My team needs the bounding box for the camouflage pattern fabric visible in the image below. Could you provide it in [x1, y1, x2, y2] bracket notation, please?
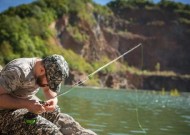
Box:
[0, 107, 96, 135]
[43, 54, 69, 93]
[0, 58, 39, 99]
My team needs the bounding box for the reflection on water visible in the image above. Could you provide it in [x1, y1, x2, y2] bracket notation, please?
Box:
[38, 87, 190, 135]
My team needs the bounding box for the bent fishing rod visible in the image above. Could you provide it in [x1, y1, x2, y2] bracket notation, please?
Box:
[24, 43, 142, 124]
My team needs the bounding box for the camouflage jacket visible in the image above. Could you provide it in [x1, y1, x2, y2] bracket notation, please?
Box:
[0, 58, 39, 100]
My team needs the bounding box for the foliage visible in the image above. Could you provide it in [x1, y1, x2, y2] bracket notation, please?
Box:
[1, 0, 189, 79]
[0, 0, 102, 72]
[170, 89, 180, 96]
[175, 9, 190, 20]
[66, 25, 89, 43]
[159, 0, 186, 11]
[37, 0, 69, 18]
[107, 0, 154, 10]
[84, 77, 100, 87]
[107, 0, 190, 14]
[0, 41, 19, 64]
[92, 56, 127, 74]
[107, 0, 132, 10]
[62, 49, 94, 73]
[178, 17, 190, 25]
[93, 3, 113, 16]
[155, 62, 160, 71]
[0, 0, 57, 65]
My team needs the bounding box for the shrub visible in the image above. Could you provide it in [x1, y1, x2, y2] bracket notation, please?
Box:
[92, 56, 127, 74]
[178, 17, 190, 25]
[62, 49, 94, 73]
[66, 25, 89, 43]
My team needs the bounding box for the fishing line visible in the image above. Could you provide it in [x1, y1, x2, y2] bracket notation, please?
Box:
[25, 43, 145, 126]
[52, 43, 147, 134]
[54, 43, 142, 98]
[134, 44, 147, 134]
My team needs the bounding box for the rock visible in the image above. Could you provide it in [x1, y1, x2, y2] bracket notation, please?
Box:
[105, 75, 114, 88]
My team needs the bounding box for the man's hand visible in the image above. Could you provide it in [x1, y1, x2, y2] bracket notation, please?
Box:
[43, 98, 57, 112]
[26, 100, 46, 114]
[42, 87, 58, 112]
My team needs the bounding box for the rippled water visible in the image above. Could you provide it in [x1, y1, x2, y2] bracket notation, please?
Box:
[38, 87, 190, 135]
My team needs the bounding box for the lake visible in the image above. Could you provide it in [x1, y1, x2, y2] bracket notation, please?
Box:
[38, 87, 190, 135]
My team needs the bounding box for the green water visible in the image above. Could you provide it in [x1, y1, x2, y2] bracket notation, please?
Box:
[38, 87, 190, 135]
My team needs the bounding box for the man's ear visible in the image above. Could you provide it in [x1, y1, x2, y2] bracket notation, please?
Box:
[40, 62, 46, 74]
[41, 68, 45, 73]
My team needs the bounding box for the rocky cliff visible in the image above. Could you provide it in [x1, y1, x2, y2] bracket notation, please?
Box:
[52, 2, 190, 92]
[107, 7, 190, 74]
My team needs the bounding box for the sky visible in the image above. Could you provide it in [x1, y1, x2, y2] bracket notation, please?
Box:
[0, 0, 33, 12]
[0, 0, 190, 13]
[94, 0, 190, 5]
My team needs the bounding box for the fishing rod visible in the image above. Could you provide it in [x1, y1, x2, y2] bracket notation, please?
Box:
[24, 43, 142, 125]
[55, 43, 142, 98]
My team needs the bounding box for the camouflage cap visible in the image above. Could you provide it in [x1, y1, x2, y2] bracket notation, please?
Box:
[43, 54, 69, 92]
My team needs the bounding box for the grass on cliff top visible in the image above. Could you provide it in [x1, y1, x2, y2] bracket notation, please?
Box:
[126, 66, 190, 78]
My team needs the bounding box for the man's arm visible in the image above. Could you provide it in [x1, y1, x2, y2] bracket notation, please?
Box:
[0, 86, 45, 114]
[43, 87, 57, 99]
[0, 86, 29, 109]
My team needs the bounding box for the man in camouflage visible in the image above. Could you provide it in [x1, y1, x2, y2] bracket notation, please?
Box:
[0, 54, 96, 135]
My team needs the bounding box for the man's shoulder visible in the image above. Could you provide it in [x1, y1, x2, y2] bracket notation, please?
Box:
[1, 58, 37, 77]
[9, 58, 36, 65]
[5, 58, 36, 69]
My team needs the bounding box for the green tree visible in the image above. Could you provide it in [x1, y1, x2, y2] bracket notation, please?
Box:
[0, 41, 19, 64]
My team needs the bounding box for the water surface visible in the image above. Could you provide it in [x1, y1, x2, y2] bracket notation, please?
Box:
[38, 87, 190, 135]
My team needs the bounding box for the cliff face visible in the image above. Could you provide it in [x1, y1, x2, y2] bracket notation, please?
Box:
[102, 7, 190, 74]
[53, 3, 190, 91]
[57, 7, 190, 74]
[55, 14, 119, 63]
[142, 75, 190, 92]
